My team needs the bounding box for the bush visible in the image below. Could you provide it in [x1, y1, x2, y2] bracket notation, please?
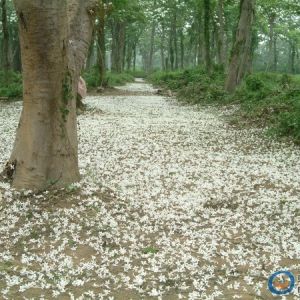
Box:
[127, 69, 147, 78]
[245, 74, 264, 91]
[83, 67, 134, 90]
[0, 71, 23, 99]
[149, 66, 226, 104]
[106, 72, 134, 86]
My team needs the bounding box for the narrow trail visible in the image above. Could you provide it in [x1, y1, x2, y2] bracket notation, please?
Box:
[0, 79, 300, 299]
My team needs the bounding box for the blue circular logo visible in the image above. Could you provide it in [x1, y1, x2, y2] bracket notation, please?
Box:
[268, 271, 295, 295]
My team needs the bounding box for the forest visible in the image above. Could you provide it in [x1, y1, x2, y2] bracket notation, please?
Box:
[0, 0, 300, 299]
[1, 0, 300, 143]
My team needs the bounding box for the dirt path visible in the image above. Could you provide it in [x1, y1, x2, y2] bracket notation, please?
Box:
[0, 80, 300, 299]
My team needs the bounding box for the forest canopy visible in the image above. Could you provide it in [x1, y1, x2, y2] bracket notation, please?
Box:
[0, 0, 300, 76]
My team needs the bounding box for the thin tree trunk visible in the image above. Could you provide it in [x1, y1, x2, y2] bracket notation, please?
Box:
[266, 13, 276, 72]
[148, 1, 157, 72]
[217, 0, 226, 67]
[5, 0, 96, 190]
[289, 41, 296, 74]
[273, 35, 278, 72]
[225, 0, 255, 93]
[169, 29, 175, 71]
[173, 8, 179, 70]
[204, 0, 211, 73]
[86, 29, 96, 69]
[1, 0, 10, 71]
[160, 24, 166, 71]
[180, 29, 184, 69]
[97, 1, 106, 85]
[133, 43, 136, 71]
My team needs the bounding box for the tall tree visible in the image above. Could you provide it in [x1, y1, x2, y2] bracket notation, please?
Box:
[204, 0, 211, 73]
[97, 1, 107, 86]
[1, 0, 10, 71]
[216, 0, 227, 67]
[2, 0, 97, 190]
[225, 0, 255, 92]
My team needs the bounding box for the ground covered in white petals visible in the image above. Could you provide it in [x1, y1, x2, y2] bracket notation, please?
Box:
[0, 81, 300, 299]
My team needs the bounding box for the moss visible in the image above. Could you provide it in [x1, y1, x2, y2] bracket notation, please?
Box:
[62, 71, 73, 104]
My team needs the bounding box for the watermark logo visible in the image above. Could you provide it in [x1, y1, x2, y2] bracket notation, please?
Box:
[268, 271, 295, 295]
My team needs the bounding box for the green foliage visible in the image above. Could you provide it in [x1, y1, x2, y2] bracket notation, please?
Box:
[149, 66, 227, 104]
[83, 67, 134, 89]
[0, 71, 23, 99]
[106, 72, 135, 86]
[230, 72, 300, 143]
[62, 71, 72, 104]
[127, 69, 147, 78]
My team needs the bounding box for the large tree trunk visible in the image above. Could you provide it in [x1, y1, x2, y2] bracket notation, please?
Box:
[5, 0, 96, 190]
[1, 0, 10, 71]
[225, 0, 255, 93]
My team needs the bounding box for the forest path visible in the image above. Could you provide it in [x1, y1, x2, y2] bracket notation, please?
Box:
[78, 79, 300, 299]
[0, 79, 300, 299]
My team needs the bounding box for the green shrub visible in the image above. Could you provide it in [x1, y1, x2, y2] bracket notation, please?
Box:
[245, 74, 264, 91]
[127, 69, 147, 78]
[83, 67, 99, 88]
[106, 72, 134, 86]
[0, 71, 23, 99]
[83, 67, 134, 90]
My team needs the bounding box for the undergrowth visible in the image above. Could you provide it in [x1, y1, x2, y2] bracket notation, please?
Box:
[83, 67, 135, 89]
[149, 68, 300, 144]
[0, 71, 23, 99]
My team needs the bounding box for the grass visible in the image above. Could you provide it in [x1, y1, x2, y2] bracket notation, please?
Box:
[142, 246, 159, 255]
[149, 67, 300, 144]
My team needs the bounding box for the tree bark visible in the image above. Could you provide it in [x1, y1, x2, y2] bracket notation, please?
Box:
[5, 0, 96, 190]
[217, 0, 226, 67]
[225, 0, 255, 93]
[266, 13, 276, 72]
[180, 29, 184, 69]
[160, 24, 166, 71]
[111, 20, 125, 73]
[204, 0, 211, 73]
[133, 43, 137, 71]
[289, 41, 296, 74]
[148, 0, 157, 72]
[1, 0, 10, 71]
[97, 1, 106, 86]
